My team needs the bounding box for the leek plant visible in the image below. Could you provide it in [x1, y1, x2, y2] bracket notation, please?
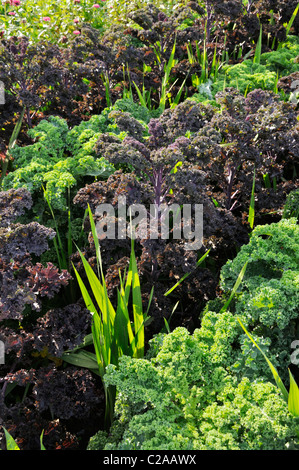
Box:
[43, 185, 84, 304]
[186, 39, 222, 89]
[133, 77, 153, 110]
[157, 38, 179, 111]
[64, 205, 151, 427]
[43, 184, 79, 272]
[101, 71, 112, 109]
[276, 2, 299, 51]
[133, 39, 188, 111]
[263, 172, 277, 191]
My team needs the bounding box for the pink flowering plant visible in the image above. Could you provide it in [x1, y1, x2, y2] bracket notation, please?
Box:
[0, 0, 108, 43]
[0, 0, 177, 43]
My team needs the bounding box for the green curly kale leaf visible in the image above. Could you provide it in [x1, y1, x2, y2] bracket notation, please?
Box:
[2, 114, 115, 211]
[87, 218, 299, 451]
[191, 36, 299, 99]
[219, 217, 299, 381]
[220, 218, 299, 327]
[97, 326, 299, 450]
[220, 218, 299, 292]
[283, 189, 299, 221]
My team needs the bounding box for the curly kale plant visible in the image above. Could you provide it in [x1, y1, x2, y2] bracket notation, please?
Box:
[0, 34, 118, 133]
[283, 189, 299, 221]
[220, 217, 299, 292]
[88, 326, 299, 450]
[219, 217, 299, 381]
[189, 35, 299, 101]
[86, 217, 299, 451]
[98, 90, 298, 224]
[2, 113, 115, 212]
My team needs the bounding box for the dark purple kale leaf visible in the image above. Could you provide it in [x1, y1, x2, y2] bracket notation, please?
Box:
[0, 188, 71, 321]
[32, 365, 102, 420]
[32, 303, 91, 357]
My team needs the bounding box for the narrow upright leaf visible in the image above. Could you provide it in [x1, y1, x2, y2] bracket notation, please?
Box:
[286, 2, 299, 35]
[237, 318, 289, 404]
[3, 427, 20, 450]
[248, 168, 256, 229]
[288, 369, 299, 417]
[253, 26, 262, 65]
[40, 430, 46, 450]
[164, 250, 211, 296]
[220, 261, 248, 313]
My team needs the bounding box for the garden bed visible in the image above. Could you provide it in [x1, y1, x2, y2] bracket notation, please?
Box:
[0, 0, 298, 451]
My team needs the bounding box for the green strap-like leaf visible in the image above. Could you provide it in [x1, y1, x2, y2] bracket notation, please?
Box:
[40, 430, 46, 450]
[253, 25, 262, 65]
[2, 427, 20, 450]
[72, 263, 98, 314]
[288, 369, 299, 417]
[164, 249, 211, 296]
[114, 289, 131, 357]
[248, 168, 256, 229]
[119, 272, 135, 344]
[72, 263, 106, 375]
[237, 317, 289, 404]
[286, 2, 299, 35]
[130, 239, 144, 358]
[61, 349, 100, 374]
[220, 261, 248, 313]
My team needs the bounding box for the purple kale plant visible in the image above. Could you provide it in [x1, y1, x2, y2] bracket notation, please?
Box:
[0, 188, 72, 321]
[0, 188, 102, 450]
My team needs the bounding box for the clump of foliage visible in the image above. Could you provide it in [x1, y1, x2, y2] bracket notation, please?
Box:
[112, 98, 162, 123]
[2, 114, 115, 212]
[1, 112, 119, 270]
[0, 0, 299, 451]
[89, 326, 299, 450]
[189, 87, 298, 223]
[220, 217, 299, 382]
[283, 189, 299, 221]
[66, 206, 150, 428]
[99, 89, 298, 225]
[189, 35, 299, 99]
[1, 2, 297, 150]
[0, 32, 123, 145]
[0, 188, 72, 321]
[72, 87, 298, 334]
[74, 98, 256, 333]
[0, 188, 104, 450]
[0, 361, 102, 450]
[72, 168, 220, 335]
[0, 35, 100, 132]
[0, 0, 108, 44]
[254, 0, 299, 36]
[86, 216, 299, 451]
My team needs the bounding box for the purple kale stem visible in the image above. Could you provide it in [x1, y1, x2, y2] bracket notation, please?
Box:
[154, 168, 164, 213]
[226, 164, 237, 210]
[247, 0, 253, 14]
